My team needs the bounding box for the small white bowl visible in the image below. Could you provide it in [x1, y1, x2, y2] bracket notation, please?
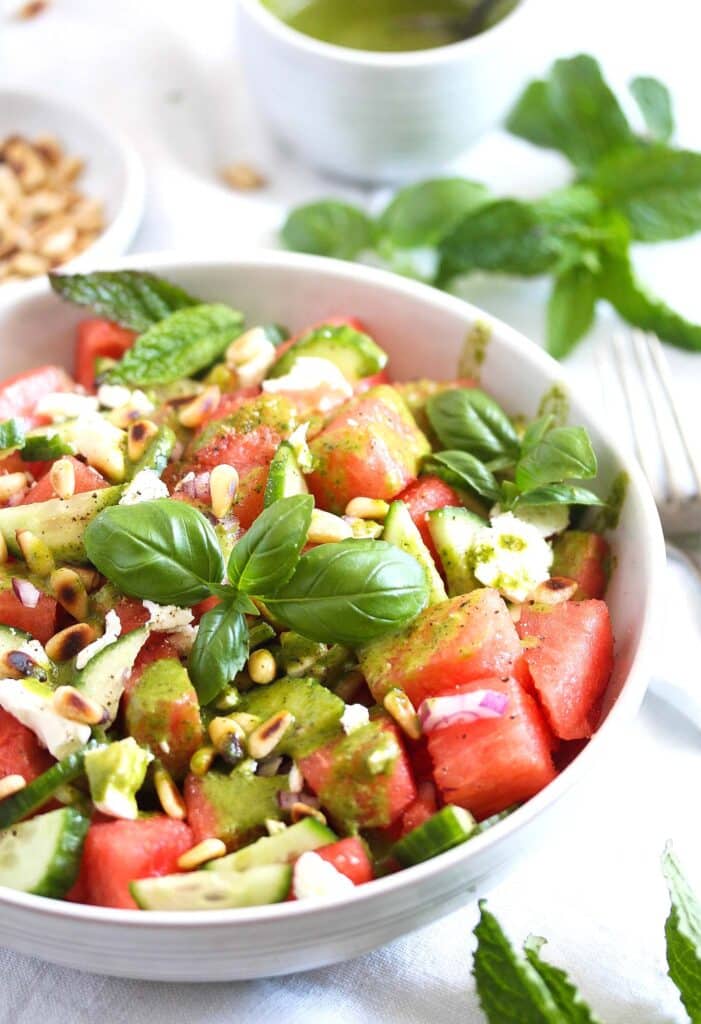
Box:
[0, 252, 664, 980]
[0, 90, 145, 286]
[236, 0, 539, 182]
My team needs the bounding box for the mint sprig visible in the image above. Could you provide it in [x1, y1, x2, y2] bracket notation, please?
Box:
[49, 270, 198, 332]
[663, 844, 701, 1023]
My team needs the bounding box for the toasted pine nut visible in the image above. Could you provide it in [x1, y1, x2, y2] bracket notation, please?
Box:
[154, 764, 187, 820]
[383, 687, 421, 740]
[52, 685, 107, 726]
[0, 774, 26, 800]
[345, 516, 383, 540]
[1, 649, 47, 681]
[51, 567, 89, 620]
[16, 529, 55, 576]
[307, 509, 353, 545]
[71, 567, 102, 593]
[189, 745, 217, 776]
[0, 532, 7, 564]
[229, 712, 261, 735]
[49, 457, 75, 499]
[208, 716, 246, 754]
[265, 818, 287, 836]
[226, 327, 272, 366]
[288, 763, 303, 793]
[209, 464, 239, 519]
[528, 577, 578, 605]
[247, 710, 294, 760]
[178, 386, 221, 429]
[45, 622, 98, 662]
[215, 688, 240, 712]
[290, 802, 327, 826]
[344, 497, 389, 520]
[0, 472, 28, 503]
[127, 419, 159, 462]
[248, 649, 277, 685]
[177, 838, 227, 871]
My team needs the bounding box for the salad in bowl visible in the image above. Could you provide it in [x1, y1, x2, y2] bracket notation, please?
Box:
[0, 267, 620, 914]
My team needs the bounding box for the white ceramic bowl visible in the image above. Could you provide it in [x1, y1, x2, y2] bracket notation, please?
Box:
[236, 0, 540, 182]
[0, 90, 145, 287]
[0, 252, 664, 980]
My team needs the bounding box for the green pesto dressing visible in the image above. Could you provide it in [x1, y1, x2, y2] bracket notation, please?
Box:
[319, 721, 399, 829]
[537, 383, 570, 427]
[458, 321, 491, 382]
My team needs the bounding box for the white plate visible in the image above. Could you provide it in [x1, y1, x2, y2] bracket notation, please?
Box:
[0, 90, 145, 287]
[0, 252, 665, 981]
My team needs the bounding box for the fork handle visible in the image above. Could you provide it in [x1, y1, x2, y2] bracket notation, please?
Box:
[667, 542, 701, 585]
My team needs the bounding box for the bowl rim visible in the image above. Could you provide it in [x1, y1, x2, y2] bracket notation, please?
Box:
[235, 0, 531, 68]
[0, 250, 665, 928]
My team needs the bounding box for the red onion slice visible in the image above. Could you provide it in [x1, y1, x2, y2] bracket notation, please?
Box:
[12, 577, 41, 609]
[278, 790, 319, 811]
[418, 689, 509, 733]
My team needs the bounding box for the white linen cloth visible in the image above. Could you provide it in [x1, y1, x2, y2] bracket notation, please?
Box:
[1, 1, 700, 1020]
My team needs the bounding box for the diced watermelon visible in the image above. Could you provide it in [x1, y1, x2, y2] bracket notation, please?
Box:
[354, 370, 391, 393]
[314, 837, 374, 885]
[0, 451, 50, 479]
[198, 387, 260, 428]
[123, 633, 181, 696]
[192, 595, 221, 622]
[384, 780, 438, 842]
[0, 590, 58, 645]
[0, 365, 76, 428]
[124, 657, 203, 779]
[0, 707, 54, 783]
[74, 816, 193, 908]
[299, 719, 416, 830]
[360, 588, 527, 707]
[396, 476, 463, 560]
[551, 531, 610, 600]
[308, 385, 430, 514]
[114, 597, 150, 633]
[22, 455, 108, 504]
[183, 771, 287, 849]
[75, 319, 135, 390]
[516, 599, 614, 740]
[428, 677, 557, 820]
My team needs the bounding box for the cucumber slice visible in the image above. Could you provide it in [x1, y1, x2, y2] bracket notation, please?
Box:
[382, 500, 446, 605]
[427, 506, 485, 597]
[264, 441, 308, 507]
[0, 624, 52, 682]
[392, 805, 476, 867]
[0, 806, 89, 897]
[267, 324, 387, 383]
[131, 863, 292, 910]
[0, 486, 122, 563]
[0, 741, 97, 829]
[127, 425, 176, 479]
[209, 817, 337, 873]
[75, 626, 149, 724]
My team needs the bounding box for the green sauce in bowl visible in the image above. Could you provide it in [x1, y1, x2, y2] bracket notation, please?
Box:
[260, 0, 519, 53]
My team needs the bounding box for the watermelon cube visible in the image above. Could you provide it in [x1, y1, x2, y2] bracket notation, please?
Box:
[22, 456, 108, 504]
[550, 531, 610, 600]
[0, 707, 54, 783]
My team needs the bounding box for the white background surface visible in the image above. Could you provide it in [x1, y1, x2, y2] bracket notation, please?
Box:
[1, 1, 701, 1021]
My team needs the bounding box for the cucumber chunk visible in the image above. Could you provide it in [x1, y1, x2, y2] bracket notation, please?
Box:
[0, 806, 89, 897]
[209, 818, 337, 873]
[427, 506, 485, 597]
[0, 486, 122, 563]
[126, 424, 176, 479]
[0, 741, 98, 829]
[382, 499, 446, 605]
[264, 441, 308, 507]
[267, 324, 387, 383]
[75, 626, 149, 724]
[392, 805, 477, 867]
[131, 863, 292, 910]
[238, 677, 344, 758]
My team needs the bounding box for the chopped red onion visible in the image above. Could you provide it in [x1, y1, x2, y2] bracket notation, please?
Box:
[12, 577, 41, 609]
[175, 471, 211, 502]
[278, 790, 319, 811]
[418, 689, 509, 733]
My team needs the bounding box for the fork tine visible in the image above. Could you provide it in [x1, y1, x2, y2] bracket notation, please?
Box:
[628, 329, 677, 503]
[644, 331, 701, 496]
[607, 330, 658, 490]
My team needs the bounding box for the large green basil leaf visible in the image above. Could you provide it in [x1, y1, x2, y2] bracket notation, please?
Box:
[515, 426, 597, 490]
[84, 499, 224, 605]
[108, 304, 244, 386]
[228, 494, 313, 595]
[188, 600, 248, 705]
[49, 270, 198, 332]
[423, 451, 501, 503]
[426, 388, 520, 462]
[265, 539, 429, 646]
[513, 484, 604, 508]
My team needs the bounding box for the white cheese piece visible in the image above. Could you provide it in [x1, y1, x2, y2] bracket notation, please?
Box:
[34, 393, 99, 421]
[287, 422, 314, 473]
[262, 357, 353, 409]
[293, 851, 355, 901]
[340, 703, 370, 735]
[236, 339, 278, 388]
[0, 678, 90, 759]
[75, 609, 122, 670]
[471, 512, 553, 603]
[142, 601, 194, 632]
[490, 502, 569, 538]
[119, 469, 169, 506]
[97, 384, 133, 409]
[164, 624, 198, 655]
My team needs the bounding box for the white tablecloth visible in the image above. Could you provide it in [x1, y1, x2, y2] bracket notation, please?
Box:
[1, 1, 700, 1020]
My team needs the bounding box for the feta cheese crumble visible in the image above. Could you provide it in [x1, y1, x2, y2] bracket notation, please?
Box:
[340, 703, 370, 735]
[142, 601, 194, 632]
[262, 357, 353, 410]
[97, 384, 154, 414]
[490, 502, 569, 538]
[293, 851, 355, 901]
[75, 608, 122, 670]
[471, 512, 553, 603]
[287, 422, 314, 472]
[34, 392, 98, 421]
[0, 678, 90, 759]
[119, 469, 169, 506]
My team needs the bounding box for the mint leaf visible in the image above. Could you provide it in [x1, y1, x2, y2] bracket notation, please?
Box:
[426, 388, 520, 463]
[0, 418, 25, 452]
[21, 433, 74, 462]
[524, 936, 603, 1023]
[592, 146, 701, 242]
[506, 79, 563, 152]
[534, 186, 601, 226]
[228, 494, 313, 595]
[188, 600, 248, 705]
[423, 451, 500, 503]
[282, 201, 375, 260]
[630, 76, 674, 143]
[108, 303, 244, 386]
[378, 179, 489, 248]
[516, 426, 597, 490]
[663, 843, 701, 1023]
[49, 271, 198, 332]
[547, 263, 598, 358]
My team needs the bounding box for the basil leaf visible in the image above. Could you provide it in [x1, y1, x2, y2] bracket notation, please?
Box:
[49, 271, 198, 332]
[282, 201, 375, 260]
[0, 418, 25, 451]
[21, 433, 74, 462]
[84, 499, 224, 605]
[265, 539, 429, 645]
[515, 427, 597, 490]
[547, 263, 598, 359]
[423, 451, 500, 503]
[108, 304, 244, 386]
[188, 601, 248, 705]
[378, 178, 489, 248]
[426, 388, 520, 462]
[663, 844, 701, 1024]
[630, 76, 674, 143]
[513, 485, 604, 508]
[228, 494, 313, 595]
[521, 415, 554, 454]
